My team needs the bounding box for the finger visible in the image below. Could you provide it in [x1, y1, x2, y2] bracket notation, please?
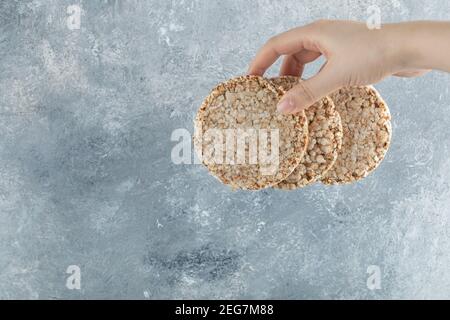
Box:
[280, 50, 322, 77]
[394, 69, 431, 78]
[277, 63, 341, 114]
[247, 26, 319, 76]
[280, 54, 305, 77]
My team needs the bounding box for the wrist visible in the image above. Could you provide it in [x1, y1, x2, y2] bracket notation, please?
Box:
[379, 23, 426, 72]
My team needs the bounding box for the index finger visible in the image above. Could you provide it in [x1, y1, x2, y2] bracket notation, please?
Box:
[247, 26, 314, 76]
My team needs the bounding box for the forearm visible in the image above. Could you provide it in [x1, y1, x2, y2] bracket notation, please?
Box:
[384, 21, 450, 73]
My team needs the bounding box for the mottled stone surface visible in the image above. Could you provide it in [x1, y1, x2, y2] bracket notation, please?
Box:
[0, 0, 449, 299]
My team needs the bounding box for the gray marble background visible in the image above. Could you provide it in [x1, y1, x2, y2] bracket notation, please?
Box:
[0, 0, 449, 299]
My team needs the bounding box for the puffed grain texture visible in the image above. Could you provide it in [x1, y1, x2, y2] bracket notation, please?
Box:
[194, 75, 309, 190]
[271, 76, 343, 190]
[322, 86, 392, 185]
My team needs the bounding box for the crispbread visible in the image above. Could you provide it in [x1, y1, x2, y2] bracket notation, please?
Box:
[271, 76, 343, 190]
[322, 86, 392, 185]
[194, 75, 308, 190]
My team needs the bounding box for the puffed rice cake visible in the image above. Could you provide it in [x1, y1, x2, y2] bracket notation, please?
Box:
[321, 86, 392, 185]
[194, 75, 309, 190]
[270, 76, 343, 190]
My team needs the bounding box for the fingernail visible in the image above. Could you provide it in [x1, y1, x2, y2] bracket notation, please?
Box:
[277, 97, 295, 113]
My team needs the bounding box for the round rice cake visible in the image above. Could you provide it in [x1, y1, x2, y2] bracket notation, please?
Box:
[270, 76, 343, 190]
[321, 86, 392, 185]
[194, 75, 309, 190]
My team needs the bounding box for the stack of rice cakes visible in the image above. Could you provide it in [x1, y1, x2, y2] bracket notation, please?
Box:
[194, 76, 392, 190]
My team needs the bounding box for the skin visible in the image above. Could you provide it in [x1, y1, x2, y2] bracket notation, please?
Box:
[247, 20, 450, 114]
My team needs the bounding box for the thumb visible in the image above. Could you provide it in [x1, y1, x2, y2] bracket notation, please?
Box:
[277, 65, 341, 114]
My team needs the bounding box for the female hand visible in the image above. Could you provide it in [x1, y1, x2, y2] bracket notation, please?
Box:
[247, 20, 445, 114]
